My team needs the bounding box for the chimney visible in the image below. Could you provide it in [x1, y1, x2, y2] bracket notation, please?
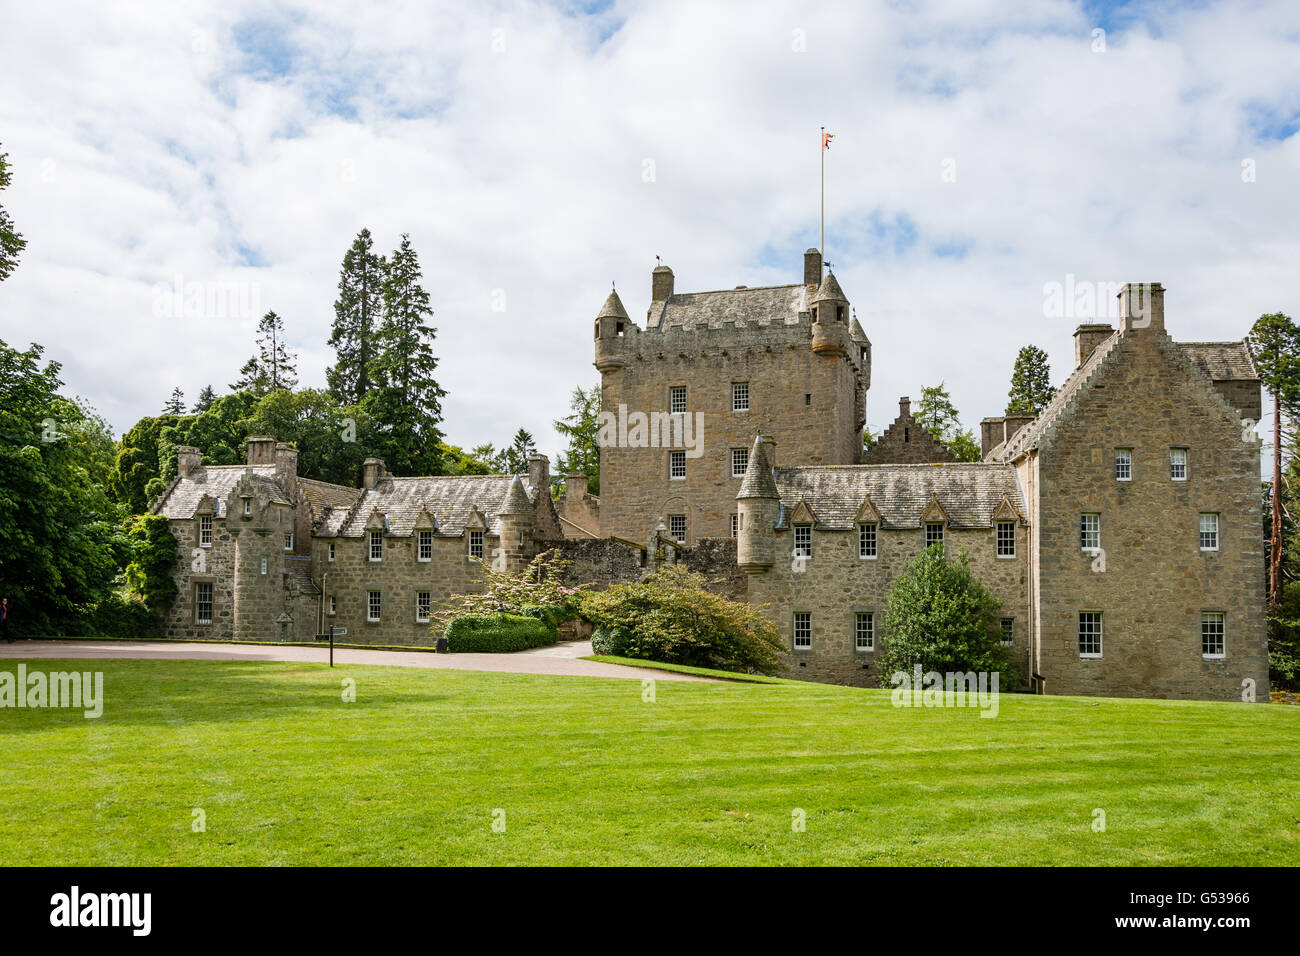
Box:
[527, 453, 549, 495]
[274, 443, 298, 495]
[361, 458, 386, 489]
[804, 248, 822, 286]
[980, 418, 1004, 458]
[246, 435, 276, 466]
[564, 473, 588, 500]
[652, 264, 674, 301]
[1074, 324, 1114, 368]
[177, 446, 201, 478]
[1002, 414, 1036, 445]
[899, 396, 911, 418]
[1118, 283, 1165, 335]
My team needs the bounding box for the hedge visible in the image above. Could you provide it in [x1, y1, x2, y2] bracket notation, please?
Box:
[444, 614, 558, 653]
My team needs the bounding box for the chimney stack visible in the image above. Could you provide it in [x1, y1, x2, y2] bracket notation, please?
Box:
[804, 248, 823, 286]
[979, 418, 1004, 458]
[652, 264, 674, 301]
[527, 453, 550, 496]
[1074, 324, 1114, 368]
[177, 446, 201, 478]
[899, 396, 911, 418]
[274, 443, 298, 496]
[246, 435, 276, 466]
[361, 458, 386, 489]
[1118, 283, 1165, 335]
[564, 473, 588, 500]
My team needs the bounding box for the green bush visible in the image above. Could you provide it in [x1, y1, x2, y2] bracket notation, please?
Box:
[579, 565, 783, 674]
[444, 614, 558, 653]
[590, 625, 631, 656]
[86, 592, 154, 639]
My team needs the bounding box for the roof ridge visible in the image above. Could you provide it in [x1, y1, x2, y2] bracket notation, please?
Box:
[672, 283, 802, 297]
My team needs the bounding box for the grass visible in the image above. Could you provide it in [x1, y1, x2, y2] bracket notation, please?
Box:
[581, 654, 797, 683]
[2, 657, 1298, 866]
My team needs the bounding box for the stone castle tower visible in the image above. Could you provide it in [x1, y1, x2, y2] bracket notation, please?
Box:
[595, 248, 871, 545]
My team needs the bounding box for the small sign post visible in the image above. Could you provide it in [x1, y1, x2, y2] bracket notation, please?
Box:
[329, 625, 346, 667]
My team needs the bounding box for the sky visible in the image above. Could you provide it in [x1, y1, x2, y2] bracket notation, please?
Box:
[1, 0, 1298, 461]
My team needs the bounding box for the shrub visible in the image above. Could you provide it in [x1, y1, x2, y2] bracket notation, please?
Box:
[876, 544, 1021, 688]
[589, 625, 631, 656]
[444, 614, 558, 653]
[86, 591, 154, 639]
[579, 565, 783, 674]
[432, 550, 588, 630]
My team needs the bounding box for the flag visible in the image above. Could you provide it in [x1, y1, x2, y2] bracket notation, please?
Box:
[822, 131, 835, 150]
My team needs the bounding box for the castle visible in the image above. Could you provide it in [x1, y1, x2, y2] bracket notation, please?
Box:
[151, 247, 1269, 701]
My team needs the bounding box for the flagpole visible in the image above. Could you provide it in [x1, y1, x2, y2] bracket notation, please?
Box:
[820, 126, 825, 276]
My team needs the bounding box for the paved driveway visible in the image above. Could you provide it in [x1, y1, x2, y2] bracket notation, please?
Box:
[0, 639, 713, 682]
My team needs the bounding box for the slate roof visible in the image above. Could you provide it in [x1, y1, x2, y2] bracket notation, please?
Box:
[772, 463, 1025, 530]
[299, 477, 362, 516]
[650, 284, 809, 330]
[737, 436, 779, 499]
[330, 474, 541, 538]
[283, 557, 320, 595]
[1180, 341, 1258, 382]
[150, 465, 289, 519]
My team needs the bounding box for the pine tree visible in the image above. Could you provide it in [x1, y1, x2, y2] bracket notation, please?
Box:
[231, 311, 298, 397]
[163, 387, 186, 415]
[192, 385, 217, 413]
[553, 385, 601, 495]
[326, 228, 385, 405]
[0, 144, 27, 282]
[1006, 345, 1055, 415]
[917, 382, 981, 462]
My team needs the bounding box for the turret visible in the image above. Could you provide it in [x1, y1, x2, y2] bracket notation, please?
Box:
[736, 435, 780, 573]
[224, 470, 286, 641]
[495, 475, 536, 573]
[594, 289, 630, 372]
[810, 272, 849, 356]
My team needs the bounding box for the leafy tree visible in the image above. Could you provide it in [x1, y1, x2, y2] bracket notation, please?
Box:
[326, 228, 385, 405]
[163, 387, 186, 415]
[240, 388, 372, 487]
[876, 545, 1019, 687]
[231, 310, 298, 397]
[553, 384, 601, 496]
[0, 144, 26, 281]
[440, 441, 493, 476]
[1006, 345, 1055, 415]
[124, 514, 178, 615]
[192, 385, 217, 413]
[916, 382, 981, 462]
[1247, 312, 1300, 614]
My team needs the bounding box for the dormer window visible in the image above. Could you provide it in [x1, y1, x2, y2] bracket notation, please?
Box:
[793, 524, 812, 557]
[418, 529, 433, 562]
[925, 522, 944, 549]
[468, 529, 484, 559]
[369, 530, 383, 562]
[198, 515, 212, 547]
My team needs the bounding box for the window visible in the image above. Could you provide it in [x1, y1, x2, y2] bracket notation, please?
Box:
[328, 595, 337, 616]
[369, 530, 383, 561]
[996, 521, 1016, 557]
[469, 530, 484, 559]
[1000, 618, 1014, 644]
[858, 522, 877, 558]
[195, 582, 212, 625]
[1080, 513, 1100, 551]
[855, 612, 874, 652]
[327, 543, 335, 562]
[1201, 612, 1225, 659]
[730, 513, 739, 538]
[793, 612, 811, 649]
[1170, 448, 1187, 481]
[925, 522, 944, 549]
[793, 524, 812, 557]
[731, 447, 749, 478]
[284, 532, 294, 552]
[669, 515, 687, 544]
[198, 515, 212, 547]
[1078, 612, 1103, 657]
[804, 393, 812, 406]
[259, 557, 267, 576]
[1199, 513, 1219, 551]
[367, 591, 382, 622]
[1115, 449, 1132, 481]
[242, 498, 252, 517]
[669, 386, 687, 414]
[732, 382, 750, 412]
[418, 529, 433, 562]
[416, 591, 431, 623]
[669, 450, 687, 479]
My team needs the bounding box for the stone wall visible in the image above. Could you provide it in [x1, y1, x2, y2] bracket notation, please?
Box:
[864, 398, 956, 464]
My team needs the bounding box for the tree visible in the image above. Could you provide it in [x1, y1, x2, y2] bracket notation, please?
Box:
[124, 514, 178, 616]
[1006, 345, 1054, 415]
[163, 387, 186, 415]
[0, 144, 26, 282]
[326, 228, 386, 405]
[231, 310, 298, 397]
[192, 385, 217, 413]
[553, 385, 601, 496]
[876, 545, 1019, 687]
[916, 382, 981, 462]
[1246, 312, 1300, 614]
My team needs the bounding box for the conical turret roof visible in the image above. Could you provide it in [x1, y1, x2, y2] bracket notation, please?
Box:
[737, 436, 779, 499]
[497, 475, 535, 516]
[597, 289, 629, 320]
[811, 271, 847, 304]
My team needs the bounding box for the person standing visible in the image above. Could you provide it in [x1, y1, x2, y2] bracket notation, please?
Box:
[1, 597, 10, 644]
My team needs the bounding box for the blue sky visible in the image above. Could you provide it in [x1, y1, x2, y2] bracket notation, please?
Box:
[1, 0, 1298, 460]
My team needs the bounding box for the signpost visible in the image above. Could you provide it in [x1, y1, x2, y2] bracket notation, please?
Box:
[316, 626, 346, 667]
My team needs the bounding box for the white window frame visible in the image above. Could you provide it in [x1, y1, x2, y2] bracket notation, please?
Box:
[793, 612, 812, 650]
[858, 522, 877, 559]
[669, 450, 687, 480]
[198, 515, 212, 547]
[369, 530, 383, 562]
[468, 529, 484, 560]
[999, 618, 1014, 645]
[284, 532, 294, 552]
[328, 595, 337, 616]
[732, 382, 750, 412]
[1080, 513, 1100, 552]
[996, 521, 1016, 558]
[1078, 611, 1103, 658]
[1170, 448, 1188, 481]
[669, 386, 687, 414]
[1199, 513, 1219, 552]
[259, 557, 267, 576]
[731, 447, 749, 478]
[367, 591, 382, 623]
[418, 529, 433, 562]
[416, 591, 431, 624]
[1201, 612, 1225, 659]
[854, 612, 874, 652]
[730, 513, 739, 538]
[925, 522, 944, 549]
[669, 515, 687, 545]
[327, 542, 335, 562]
[195, 582, 212, 625]
[1115, 449, 1132, 482]
[793, 524, 812, 557]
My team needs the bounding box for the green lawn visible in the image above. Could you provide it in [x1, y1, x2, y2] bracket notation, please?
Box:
[2, 657, 1297, 865]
